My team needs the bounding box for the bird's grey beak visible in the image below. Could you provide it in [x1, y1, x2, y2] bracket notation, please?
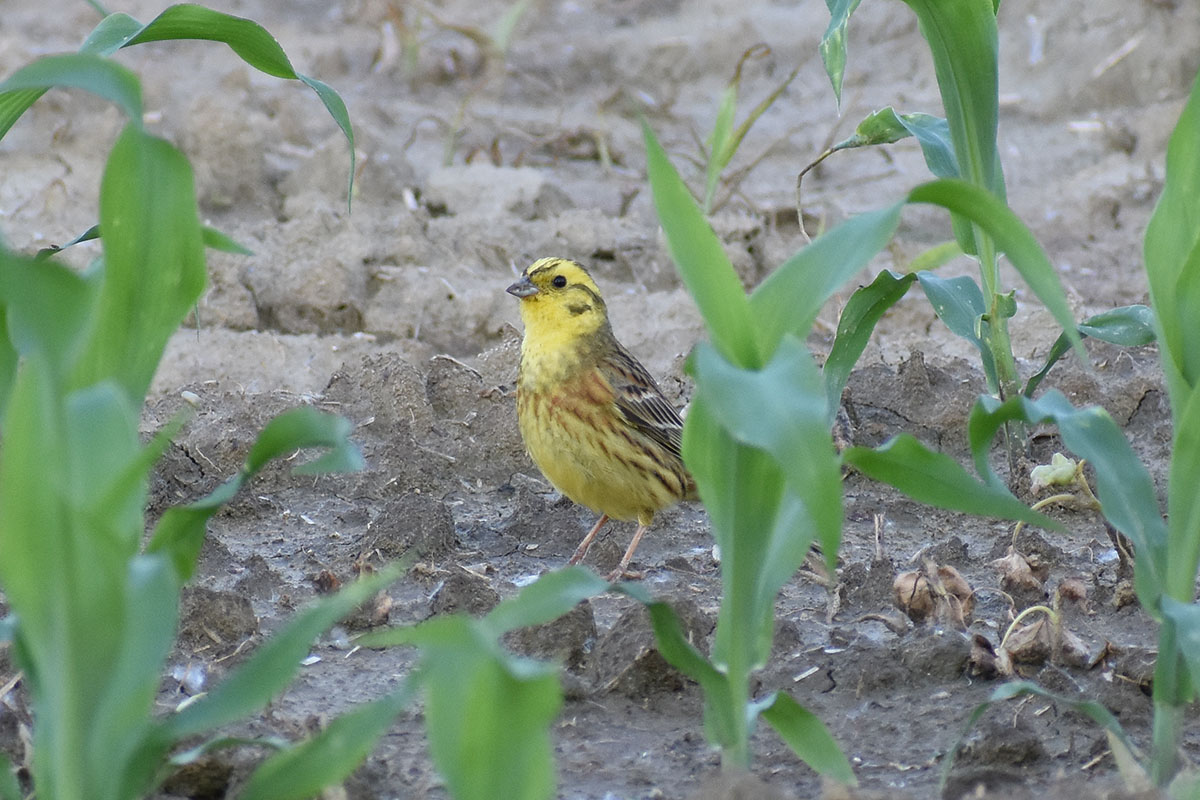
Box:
[506, 275, 538, 298]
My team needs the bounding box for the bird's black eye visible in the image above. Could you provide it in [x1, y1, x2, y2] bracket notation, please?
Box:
[551, 275, 567, 288]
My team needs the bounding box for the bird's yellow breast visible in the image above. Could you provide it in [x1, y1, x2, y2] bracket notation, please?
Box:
[516, 369, 680, 524]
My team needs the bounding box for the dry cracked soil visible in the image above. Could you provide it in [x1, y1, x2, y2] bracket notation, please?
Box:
[1, 0, 1197, 798]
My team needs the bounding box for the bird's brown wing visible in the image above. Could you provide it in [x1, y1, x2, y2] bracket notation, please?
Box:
[599, 340, 685, 462]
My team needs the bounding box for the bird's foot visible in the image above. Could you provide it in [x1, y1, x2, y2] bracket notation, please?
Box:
[605, 566, 644, 582]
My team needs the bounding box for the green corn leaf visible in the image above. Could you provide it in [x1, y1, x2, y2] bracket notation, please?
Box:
[37, 221, 250, 260]
[0, 306, 14, 420]
[749, 201, 905, 356]
[0, 364, 145, 798]
[679, 395, 786, 751]
[900, 0, 1002, 198]
[757, 691, 855, 785]
[819, 0, 864, 106]
[1162, 598, 1200, 692]
[616, 582, 740, 755]
[908, 179, 1083, 363]
[835, 108, 957, 179]
[899, 0, 1005, 253]
[1166, 385, 1200, 596]
[842, 434, 1058, 529]
[416, 617, 560, 800]
[246, 407, 365, 475]
[690, 337, 842, 576]
[892, 111, 957, 179]
[916, 271, 998, 389]
[482, 567, 609, 636]
[0, 753, 17, 800]
[80, 12, 145, 53]
[66, 384, 145, 552]
[0, 252, 99, 383]
[237, 683, 416, 800]
[1146, 67, 1200, 409]
[967, 392, 1167, 613]
[825, 270, 917, 416]
[168, 736, 290, 770]
[87, 555, 179, 800]
[0, 359, 77, 796]
[146, 479, 239, 583]
[71, 124, 205, 402]
[1024, 305, 1156, 397]
[202, 225, 254, 255]
[36, 224, 250, 260]
[0, 54, 142, 137]
[615, 584, 725, 687]
[35, 225, 100, 261]
[643, 119, 759, 368]
[121, 4, 355, 204]
[166, 567, 400, 739]
[705, 83, 738, 213]
[1078, 304, 1157, 345]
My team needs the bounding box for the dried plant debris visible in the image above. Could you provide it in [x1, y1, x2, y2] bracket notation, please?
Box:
[991, 548, 1049, 594]
[893, 560, 974, 628]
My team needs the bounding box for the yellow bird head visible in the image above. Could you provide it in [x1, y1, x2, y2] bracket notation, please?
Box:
[507, 257, 610, 340]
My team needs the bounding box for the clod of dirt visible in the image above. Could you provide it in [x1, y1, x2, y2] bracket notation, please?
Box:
[1057, 576, 1090, 609]
[503, 599, 596, 673]
[233, 554, 283, 601]
[242, 215, 370, 334]
[686, 768, 793, 800]
[1113, 646, 1157, 696]
[160, 755, 234, 800]
[968, 634, 1001, 680]
[423, 163, 574, 220]
[951, 713, 1047, 769]
[943, 768, 1038, 800]
[177, 587, 259, 659]
[339, 589, 395, 632]
[893, 562, 973, 628]
[363, 492, 458, 562]
[590, 599, 713, 700]
[898, 627, 972, 682]
[427, 566, 500, 618]
[837, 558, 896, 613]
[425, 354, 485, 419]
[504, 479, 596, 560]
[1112, 580, 1138, 610]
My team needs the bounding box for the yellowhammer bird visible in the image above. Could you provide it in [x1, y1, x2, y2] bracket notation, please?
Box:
[507, 257, 696, 580]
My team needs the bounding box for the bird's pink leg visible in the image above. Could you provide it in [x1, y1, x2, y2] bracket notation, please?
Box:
[567, 513, 609, 565]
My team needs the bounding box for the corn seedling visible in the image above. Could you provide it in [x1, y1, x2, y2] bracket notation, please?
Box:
[812, 0, 1160, 474]
[698, 44, 801, 214]
[418, 0, 533, 165]
[952, 64, 1200, 791]
[0, 6, 416, 799]
[639, 90, 1077, 774]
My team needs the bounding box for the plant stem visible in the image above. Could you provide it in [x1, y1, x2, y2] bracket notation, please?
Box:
[721, 652, 752, 771]
[1150, 619, 1186, 785]
[977, 228, 1026, 471]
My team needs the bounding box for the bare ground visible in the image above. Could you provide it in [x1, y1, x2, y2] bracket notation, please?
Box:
[1, 0, 1197, 797]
